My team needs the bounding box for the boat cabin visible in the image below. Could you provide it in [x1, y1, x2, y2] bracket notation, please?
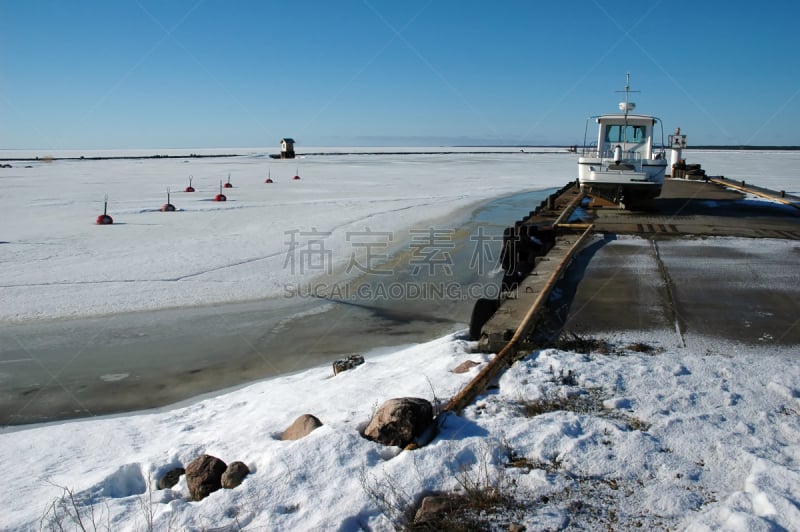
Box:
[591, 114, 660, 164]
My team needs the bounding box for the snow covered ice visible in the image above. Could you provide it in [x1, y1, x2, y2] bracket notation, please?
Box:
[0, 147, 570, 322]
[0, 148, 799, 530]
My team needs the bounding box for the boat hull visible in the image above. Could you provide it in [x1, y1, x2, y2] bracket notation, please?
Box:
[578, 157, 667, 206]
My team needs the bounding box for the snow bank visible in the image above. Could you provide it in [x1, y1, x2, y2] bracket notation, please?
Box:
[1, 329, 798, 530]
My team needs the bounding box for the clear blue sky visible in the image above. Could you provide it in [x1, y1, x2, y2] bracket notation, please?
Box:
[2, 0, 799, 149]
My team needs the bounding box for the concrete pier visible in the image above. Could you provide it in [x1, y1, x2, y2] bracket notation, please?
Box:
[479, 232, 588, 352]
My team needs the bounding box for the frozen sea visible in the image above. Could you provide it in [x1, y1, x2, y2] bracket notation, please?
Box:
[1, 147, 571, 423]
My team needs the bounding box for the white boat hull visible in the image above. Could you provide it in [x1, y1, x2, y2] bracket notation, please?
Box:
[578, 157, 667, 205]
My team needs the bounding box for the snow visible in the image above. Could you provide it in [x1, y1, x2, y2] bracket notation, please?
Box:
[2, 330, 798, 530]
[0, 149, 798, 530]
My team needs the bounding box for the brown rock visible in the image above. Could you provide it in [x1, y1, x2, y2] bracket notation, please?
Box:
[156, 467, 185, 490]
[364, 397, 433, 447]
[221, 461, 250, 489]
[185, 454, 227, 501]
[451, 360, 480, 374]
[281, 414, 323, 441]
[413, 494, 464, 523]
[333, 354, 365, 375]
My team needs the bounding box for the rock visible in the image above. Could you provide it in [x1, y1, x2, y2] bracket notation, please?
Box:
[413, 494, 464, 524]
[333, 354, 365, 375]
[451, 360, 480, 374]
[185, 454, 227, 501]
[364, 397, 433, 447]
[157, 467, 185, 490]
[281, 414, 323, 441]
[221, 461, 250, 489]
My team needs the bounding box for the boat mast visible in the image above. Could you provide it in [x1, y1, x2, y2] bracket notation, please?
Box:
[616, 73, 639, 149]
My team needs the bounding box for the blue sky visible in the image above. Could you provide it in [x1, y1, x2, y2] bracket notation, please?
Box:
[2, 0, 799, 149]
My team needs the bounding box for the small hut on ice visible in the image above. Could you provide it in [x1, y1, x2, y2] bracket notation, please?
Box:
[280, 138, 296, 159]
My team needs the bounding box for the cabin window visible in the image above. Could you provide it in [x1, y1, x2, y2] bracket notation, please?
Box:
[605, 124, 646, 143]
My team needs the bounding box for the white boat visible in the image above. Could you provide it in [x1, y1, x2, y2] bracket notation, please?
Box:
[577, 74, 667, 207]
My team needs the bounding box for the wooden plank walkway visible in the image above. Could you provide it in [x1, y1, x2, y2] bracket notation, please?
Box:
[710, 176, 800, 210]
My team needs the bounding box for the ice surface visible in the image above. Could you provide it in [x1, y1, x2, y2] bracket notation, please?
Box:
[690, 149, 800, 194]
[1, 148, 571, 322]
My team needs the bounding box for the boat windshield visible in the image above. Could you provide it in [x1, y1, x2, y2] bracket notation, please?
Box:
[605, 124, 646, 143]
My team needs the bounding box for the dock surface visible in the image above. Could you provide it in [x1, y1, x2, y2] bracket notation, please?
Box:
[557, 235, 799, 345]
[477, 178, 800, 352]
[588, 179, 800, 239]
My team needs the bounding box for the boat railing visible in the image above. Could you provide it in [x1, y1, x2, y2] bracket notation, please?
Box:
[580, 142, 597, 157]
[595, 148, 645, 162]
[580, 146, 666, 163]
[580, 146, 653, 162]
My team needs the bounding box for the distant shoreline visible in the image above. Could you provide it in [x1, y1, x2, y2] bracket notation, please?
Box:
[0, 153, 241, 162]
[0, 150, 562, 162]
[2, 145, 798, 162]
[685, 145, 800, 150]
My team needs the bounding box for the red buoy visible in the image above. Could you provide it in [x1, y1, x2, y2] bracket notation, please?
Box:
[185, 175, 195, 192]
[214, 180, 227, 201]
[293, 167, 300, 180]
[160, 188, 176, 212]
[265, 169, 274, 183]
[96, 194, 114, 224]
[223, 173, 233, 188]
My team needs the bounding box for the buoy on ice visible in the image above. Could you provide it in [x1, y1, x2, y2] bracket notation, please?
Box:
[293, 167, 300, 180]
[96, 194, 114, 225]
[214, 180, 227, 202]
[223, 173, 233, 188]
[160, 187, 176, 212]
[265, 169, 274, 183]
[185, 175, 195, 192]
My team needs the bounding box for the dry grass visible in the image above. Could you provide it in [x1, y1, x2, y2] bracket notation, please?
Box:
[553, 332, 610, 354]
[39, 482, 108, 532]
[552, 332, 663, 357]
[360, 441, 524, 531]
[519, 388, 651, 432]
[624, 342, 662, 355]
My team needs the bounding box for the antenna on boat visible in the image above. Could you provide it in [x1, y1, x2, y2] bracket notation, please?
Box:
[617, 72, 639, 120]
